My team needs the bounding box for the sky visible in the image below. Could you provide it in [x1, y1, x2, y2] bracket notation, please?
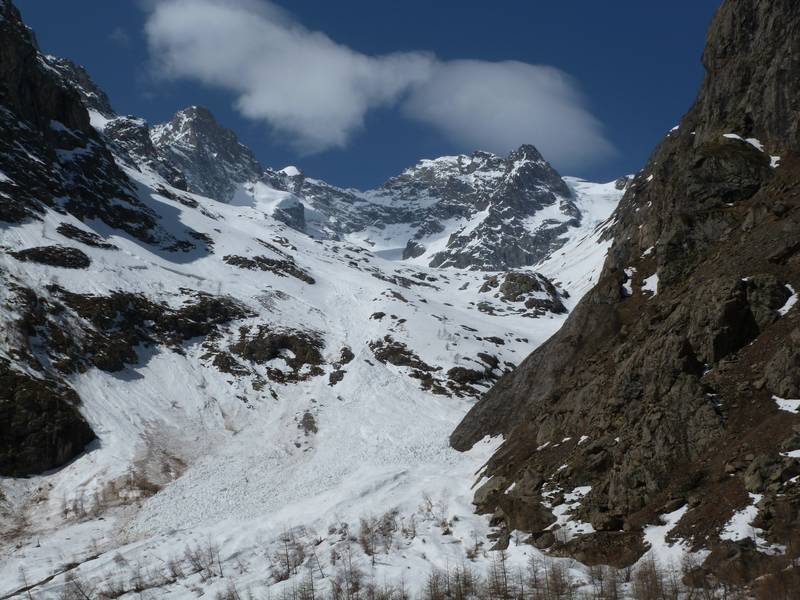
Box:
[17, 0, 721, 189]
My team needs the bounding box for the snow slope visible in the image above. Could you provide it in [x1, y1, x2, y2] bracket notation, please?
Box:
[0, 154, 623, 597]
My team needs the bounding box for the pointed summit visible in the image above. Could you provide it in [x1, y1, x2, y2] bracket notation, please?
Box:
[151, 106, 263, 201]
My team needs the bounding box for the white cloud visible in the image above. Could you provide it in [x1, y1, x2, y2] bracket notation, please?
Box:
[144, 0, 614, 167]
[404, 60, 616, 170]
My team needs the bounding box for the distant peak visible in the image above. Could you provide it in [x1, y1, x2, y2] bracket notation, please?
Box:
[178, 105, 214, 119]
[170, 105, 219, 128]
[509, 144, 545, 162]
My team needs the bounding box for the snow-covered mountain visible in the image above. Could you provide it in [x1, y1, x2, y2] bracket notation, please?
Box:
[261, 146, 614, 272]
[45, 52, 622, 275]
[151, 106, 264, 202]
[0, 1, 628, 597]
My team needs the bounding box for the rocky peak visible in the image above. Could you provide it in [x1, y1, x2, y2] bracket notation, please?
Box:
[151, 105, 263, 201]
[105, 116, 188, 190]
[274, 144, 585, 271]
[0, 0, 91, 136]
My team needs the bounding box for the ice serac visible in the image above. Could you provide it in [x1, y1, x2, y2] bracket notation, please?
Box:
[452, 0, 800, 575]
[151, 105, 263, 202]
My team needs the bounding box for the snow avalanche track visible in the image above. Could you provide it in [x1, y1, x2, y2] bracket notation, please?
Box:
[0, 163, 621, 597]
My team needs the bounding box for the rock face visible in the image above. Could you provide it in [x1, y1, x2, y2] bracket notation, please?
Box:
[0, 0, 191, 247]
[151, 106, 263, 201]
[0, 0, 217, 474]
[45, 56, 115, 118]
[0, 361, 95, 476]
[452, 0, 800, 576]
[105, 116, 188, 190]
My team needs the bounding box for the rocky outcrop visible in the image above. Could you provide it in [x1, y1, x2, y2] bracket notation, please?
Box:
[151, 106, 263, 201]
[11, 245, 91, 269]
[478, 271, 567, 317]
[0, 0, 198, 249]
[0, 360, 95, 476]
[452, 0, 800, 577]
[44, 56, 115, 118]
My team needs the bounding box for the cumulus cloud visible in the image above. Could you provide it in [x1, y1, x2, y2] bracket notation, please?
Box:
[144, 0, 614, 167]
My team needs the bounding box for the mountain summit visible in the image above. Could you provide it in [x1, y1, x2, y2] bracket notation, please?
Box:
[150, 106, 264, 201]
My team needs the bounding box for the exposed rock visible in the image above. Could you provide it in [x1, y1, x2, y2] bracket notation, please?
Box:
[447, 367, 484, 385]
[270, 145, 583, 271]
[369, 336, 438, 372]
[451, 0, 800, 576]
[56, 223, 117, 250]
[328, 369, 345, 386]
[299, 411, 318, 435]
[151, 106, 263, 202]
[272, 197, 306, 232]
[222, 254, 315, 284]
[104, 116, 187, 189]
[0, 360, 94, 476]
[11, 284, 250, 374]
[11, 246, 91, 269]
[614, 176, 631, 191]
[402, 240, 426, 260]
[44, 56, 115, 117]
[764, 327, 800, 398]
[0, 1, 201, 250]
[479, 271, 567, 317]
[230, 325, 325, 383]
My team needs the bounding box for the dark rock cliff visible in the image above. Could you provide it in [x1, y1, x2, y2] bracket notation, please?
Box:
[150, 106, 263, 202]
[452, 0, 800, 576]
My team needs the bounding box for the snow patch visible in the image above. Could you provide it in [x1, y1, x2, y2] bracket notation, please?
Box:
[774, 396, 800, 414]
[279, 165, 301, 177]
[641, 506, 690, 567]
[642, 273, 659, 297]
[720, 493, 785, 555]
[779, 284, 796, 316]
[622, 267, 636, 297]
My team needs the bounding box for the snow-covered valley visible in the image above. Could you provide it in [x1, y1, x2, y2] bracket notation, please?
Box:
[0, 149, 623, 597]
[0, 11, 632, 592]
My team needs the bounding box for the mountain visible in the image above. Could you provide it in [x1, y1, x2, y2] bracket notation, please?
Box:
[151, 105, 264, 202]
[452, 0, 800, 587]
[44, 52, 612, 275]
[262, 145, 598, 272]
[0, 0, 630, 597]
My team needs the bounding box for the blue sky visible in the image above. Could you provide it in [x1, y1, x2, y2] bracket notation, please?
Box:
[18, 0, 720, 188]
